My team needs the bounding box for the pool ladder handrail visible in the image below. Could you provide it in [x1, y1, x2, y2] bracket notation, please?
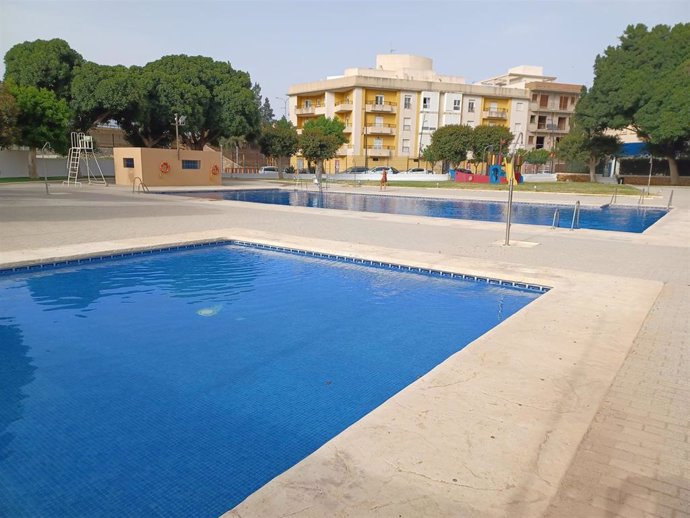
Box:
[551, 208, 560, 228]
[570, 201, 581, 231]
[638, 190, 645, 206]
[132, 176, 149, 193]
[667, 189, 674, 209]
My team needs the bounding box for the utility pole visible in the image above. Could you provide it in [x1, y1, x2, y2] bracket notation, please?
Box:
[275, 97, 288, 119]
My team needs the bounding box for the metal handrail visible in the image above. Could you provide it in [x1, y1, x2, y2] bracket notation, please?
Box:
[132, 176, 149, 193]
[638, 190, 645, 206]
[552, 208, 560, 228]
[667, 189, 674, 209]
[570, 201, 580, 230]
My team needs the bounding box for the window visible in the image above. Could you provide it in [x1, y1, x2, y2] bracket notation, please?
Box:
[537, 115, 547, 129]
[467, 99, 475, 113]
[422, 96, 431, 109]
[514, 123, 522, 135]
[182, 160, 201, 169]
[558, 117, 567, 130]
[122, 158, 134, 168]
[531, 93, 538, 102]
[404, 95, 412, 109]
[539, 94, 549, 108]
[530, 115, 536, 123]
[403, 117, 411, 131]
[489, 102, 498, 111]
[559, 96, 569, 110]
[375, 95, 384, 105]
[453, 99, 461, 111]
[528, 136, 534, 144]
[516, 102, 524, 112]
[402, 139, 411, 153]
[374, 138, 383, 149]
[304, 100, 312, 108]
[536, 136, 545, 149]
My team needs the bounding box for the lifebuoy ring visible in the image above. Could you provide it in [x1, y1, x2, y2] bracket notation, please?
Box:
[211, 165, 220, 176]
[159, 161, 171, 174]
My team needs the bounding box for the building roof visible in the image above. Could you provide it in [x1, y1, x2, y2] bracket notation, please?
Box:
[525, 81, 584, 93]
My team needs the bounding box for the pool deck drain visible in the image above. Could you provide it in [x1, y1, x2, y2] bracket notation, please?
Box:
[0, 181, 688, 518]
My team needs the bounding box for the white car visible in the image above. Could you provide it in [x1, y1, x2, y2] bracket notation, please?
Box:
[402, 167, 432, 174]
[258, 166, 278, 174]
[368, 166, 400, 174]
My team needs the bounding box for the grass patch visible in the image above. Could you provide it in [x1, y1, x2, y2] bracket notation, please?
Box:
[328, 180, 641, 195]
[0, 176, 66, 183]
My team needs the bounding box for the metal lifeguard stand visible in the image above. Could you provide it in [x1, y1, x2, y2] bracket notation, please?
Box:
[64, 132, 107, 186]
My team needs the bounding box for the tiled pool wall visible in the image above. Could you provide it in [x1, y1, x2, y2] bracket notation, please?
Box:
[0, 240, 551, 294]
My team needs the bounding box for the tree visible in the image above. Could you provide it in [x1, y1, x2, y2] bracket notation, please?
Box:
[258, 117, 298, 179]
[0, 82, 19, 148]
[3, 38, 83, 101]
[116, 55, 260, 149]
[557, 124, 621, 181]
[580, 23, 690, 184]
[70, 62, 142, 131]
[299, 116, 347, 183]
[424, 125, 474, 169]
[260, 98, 275, 125]
[524, 149, 551, 170]
[11, 84, 71, 154]
[469, 125, 515, 171]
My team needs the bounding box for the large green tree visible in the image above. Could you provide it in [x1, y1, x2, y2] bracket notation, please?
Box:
[469, 125, 515, 171]
[299, 116, 347, 183]
[70, 62, 142, 131]
[3, 38, 83, 101]
[258, 117, 298, 179]
[0, 82, 19, 148]
[11, 84, 71, 154]
[580, 23, 690, 184]
[106, 55, 261, 149]
[424, 125, 474, 168]
[557, 123, 621, 181]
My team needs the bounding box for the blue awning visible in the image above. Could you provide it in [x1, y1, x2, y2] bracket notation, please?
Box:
[620, 142, 648, 157]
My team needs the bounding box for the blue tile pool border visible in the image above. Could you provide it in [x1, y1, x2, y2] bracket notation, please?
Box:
[0, 240, 551, 294]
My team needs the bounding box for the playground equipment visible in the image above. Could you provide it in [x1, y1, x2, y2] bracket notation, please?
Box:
[64, 132, 107, 186]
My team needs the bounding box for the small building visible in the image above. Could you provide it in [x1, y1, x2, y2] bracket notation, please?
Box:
[113, 148, 221, 187]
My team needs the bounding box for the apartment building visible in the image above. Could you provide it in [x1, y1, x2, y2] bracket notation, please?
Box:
[288, 55, 579, 172]
[524, 82, 583, 150]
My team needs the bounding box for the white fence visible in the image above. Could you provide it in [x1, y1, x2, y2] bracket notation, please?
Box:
[0, 150, 115, 179]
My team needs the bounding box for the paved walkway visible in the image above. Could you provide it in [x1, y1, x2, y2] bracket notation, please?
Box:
[0, 180, 688, 517]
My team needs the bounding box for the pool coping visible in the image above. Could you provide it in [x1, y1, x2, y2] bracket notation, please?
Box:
[0, 229, 663, 518]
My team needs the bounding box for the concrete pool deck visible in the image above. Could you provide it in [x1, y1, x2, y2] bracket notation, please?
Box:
[0, 181, 688, 517]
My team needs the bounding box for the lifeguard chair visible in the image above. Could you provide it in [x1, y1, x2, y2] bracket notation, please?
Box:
[64, 132, 107, 186]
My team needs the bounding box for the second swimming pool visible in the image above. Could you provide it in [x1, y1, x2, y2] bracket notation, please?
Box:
[168, 189, 668, 233]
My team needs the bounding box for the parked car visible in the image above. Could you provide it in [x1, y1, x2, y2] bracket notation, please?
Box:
[342, 166, 369, 174]
[258, 166, 278, 174]
[368, 166, 400, 174]
[402, 167, 432, 174]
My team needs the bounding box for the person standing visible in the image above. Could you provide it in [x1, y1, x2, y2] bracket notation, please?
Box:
[380, 168, 389, 191]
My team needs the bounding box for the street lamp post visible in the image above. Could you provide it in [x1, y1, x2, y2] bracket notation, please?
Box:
[275, 97, 288, 119]
[174, 113, 186, 160]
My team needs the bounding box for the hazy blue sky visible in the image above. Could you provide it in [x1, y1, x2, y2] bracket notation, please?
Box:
[1, 0, 688, 117]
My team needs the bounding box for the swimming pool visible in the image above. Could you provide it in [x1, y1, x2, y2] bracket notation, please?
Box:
[170, 189, 668, 233]
[0, 242, 542, 517]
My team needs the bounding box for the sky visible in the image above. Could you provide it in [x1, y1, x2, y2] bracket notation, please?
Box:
[1, 0, 688, 118]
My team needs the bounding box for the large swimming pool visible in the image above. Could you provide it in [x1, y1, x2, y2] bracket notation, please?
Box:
[170, 189, 668, 233]
[0, 242, 542, 517]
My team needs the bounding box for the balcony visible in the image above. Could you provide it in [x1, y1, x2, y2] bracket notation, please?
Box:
[343, 124, 352, 133]
[530, 101, 575, 113]
[482, 109, 508, 119]
[334, 100, 353, 112]
[365, 101, 397, 113]
[530, 122, 569, 133]
[365, 145, 393, 158]
[295, 106, 316, 116]
[336, 145, 355, 156]
[364, 123, 396, 135]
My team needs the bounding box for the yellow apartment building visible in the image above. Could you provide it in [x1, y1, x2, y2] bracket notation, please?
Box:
[288, 56, 581, 173]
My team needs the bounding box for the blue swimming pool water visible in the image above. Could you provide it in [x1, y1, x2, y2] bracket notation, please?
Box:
[172, 189, 667, 233]
[0, 243, 541, 517]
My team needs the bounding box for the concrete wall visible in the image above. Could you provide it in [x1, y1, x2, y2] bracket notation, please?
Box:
[113, 147, 221, 187]
[0, 150, 114, 179]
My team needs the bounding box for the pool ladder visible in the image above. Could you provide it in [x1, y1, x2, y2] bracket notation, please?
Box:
[551, 208, 560, 228]
[132, 177, 149, 193]
[570, 201, 581, 231]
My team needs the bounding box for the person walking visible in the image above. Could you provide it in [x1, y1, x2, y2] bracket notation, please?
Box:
[380, 167, 389, 191]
